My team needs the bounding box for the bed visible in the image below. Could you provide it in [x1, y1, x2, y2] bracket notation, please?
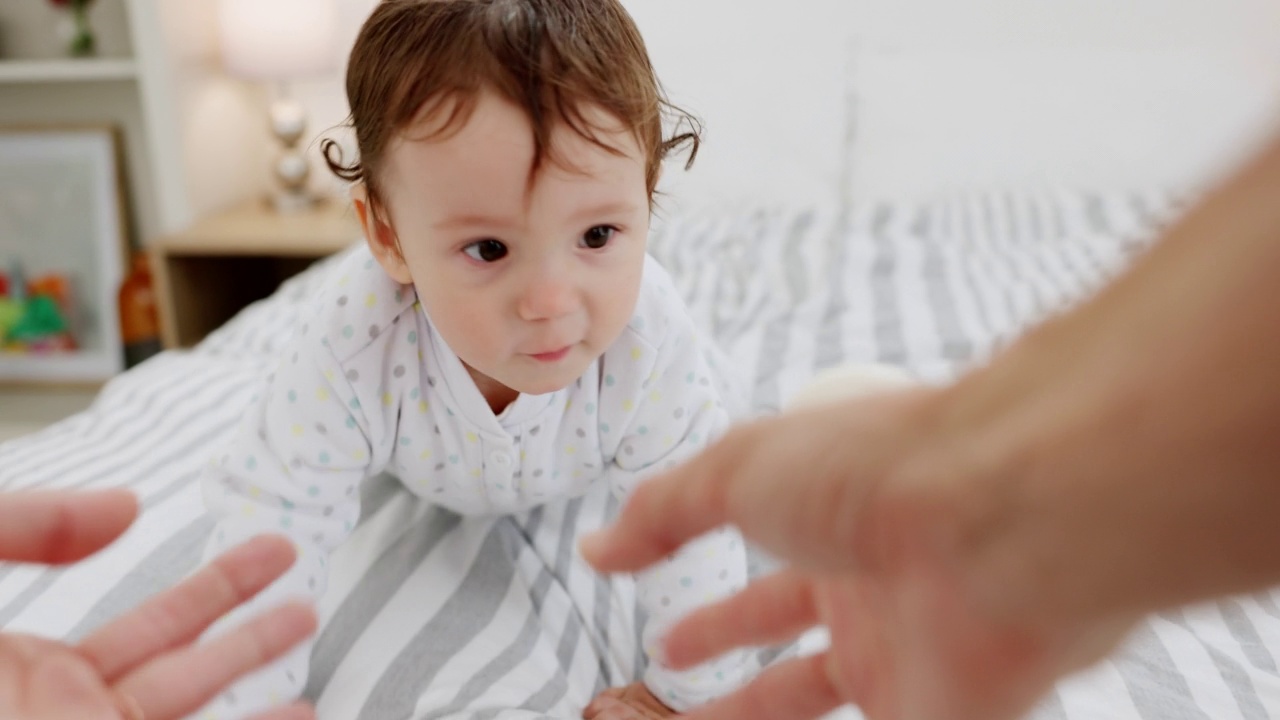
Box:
[3, 190, 1278, 720]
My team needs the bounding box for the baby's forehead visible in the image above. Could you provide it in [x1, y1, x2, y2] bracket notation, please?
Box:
[389, 91, 646, 189]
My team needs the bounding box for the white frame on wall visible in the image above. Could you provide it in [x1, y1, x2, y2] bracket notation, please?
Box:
[0, 127, 128, 384]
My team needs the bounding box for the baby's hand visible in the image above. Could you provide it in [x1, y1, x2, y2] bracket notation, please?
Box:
[583, 682, 678, 720]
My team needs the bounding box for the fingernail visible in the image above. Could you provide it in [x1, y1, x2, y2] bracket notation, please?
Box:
[579, 531, 606, 563]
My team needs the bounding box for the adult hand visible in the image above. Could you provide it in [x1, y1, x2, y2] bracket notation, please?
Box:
[0, 490, 318, 720]
[584, 682, 678, 720]
[582, 390, 1135, 720]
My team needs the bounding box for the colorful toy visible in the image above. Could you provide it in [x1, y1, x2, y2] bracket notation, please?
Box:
[0, 261, 77, 353]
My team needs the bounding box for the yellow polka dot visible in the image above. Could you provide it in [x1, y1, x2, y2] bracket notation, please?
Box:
[291, 424, 304, 437]
[418, 350, 425, 362]
[420, 449, 432, 460]
[573, 469, 583, 479]
[702, 400, 713, 411]
[413, 301, 422, 312]
[520, 450, 527, 461]
[622, 399, 634, 412]
[471, 468, 482, 478]
[248, 486, 263, 499]
[316, 387, 330, 402]
[631, 347, 643, 361]
[565, 399, 573, 411]
[365, 293, 378, 308]
[418, 400, 429, 413]
[664, 436, 674, 448]
[339, 274, 350, 286]
[382, 393, 393, 406]
[466, 432, 478, 443]
[241, 503, 256, 517]
[565, 445, 576, 455]
[353, 449, 367, 461]
[324, 369, 336, 381]
[649, 391, 662, 402]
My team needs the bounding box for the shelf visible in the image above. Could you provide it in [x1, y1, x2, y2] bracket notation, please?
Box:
[0, 58, 137, 84]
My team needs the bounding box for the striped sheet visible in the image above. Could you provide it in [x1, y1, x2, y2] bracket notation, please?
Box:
[3, 190, 1278, 720]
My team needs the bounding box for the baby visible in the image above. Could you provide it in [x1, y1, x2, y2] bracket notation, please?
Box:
[197, 0, 750, 718]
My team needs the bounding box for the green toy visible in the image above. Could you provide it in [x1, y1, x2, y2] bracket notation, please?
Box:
[7, 295, 70, 342]
[0, 299, 21, 345]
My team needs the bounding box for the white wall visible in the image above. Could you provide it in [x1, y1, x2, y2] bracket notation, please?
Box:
[156, 0, 1280, 219]
[842, 0, 1280, 200]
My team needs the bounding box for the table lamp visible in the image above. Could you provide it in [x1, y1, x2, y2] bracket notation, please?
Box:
[218, 0, 338, 213]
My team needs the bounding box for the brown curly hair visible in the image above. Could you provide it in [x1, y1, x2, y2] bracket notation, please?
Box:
[322, 0, 701, 223]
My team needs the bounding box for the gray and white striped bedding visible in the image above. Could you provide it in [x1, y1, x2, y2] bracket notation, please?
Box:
[3, 190, 1279, 720]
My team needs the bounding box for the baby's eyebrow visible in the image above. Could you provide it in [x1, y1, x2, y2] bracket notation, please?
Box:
[571, 201, 641, 223]
[433, 213, 514, 232]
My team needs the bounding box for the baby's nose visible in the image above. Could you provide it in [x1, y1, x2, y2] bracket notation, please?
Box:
[518, 273, 580, 321]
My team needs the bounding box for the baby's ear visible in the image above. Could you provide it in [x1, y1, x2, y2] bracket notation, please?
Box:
[350, 183, 413, 284]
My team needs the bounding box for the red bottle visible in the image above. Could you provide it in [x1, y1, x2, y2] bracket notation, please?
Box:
[118, 253, 162, 367]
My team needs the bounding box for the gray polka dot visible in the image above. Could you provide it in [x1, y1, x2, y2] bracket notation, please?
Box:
[313, 533, 324, 544]
[513, 435, 521, 443]
[224, 691, 238, 706]
[576, 428, 586, 438]
[337, 295, 348, 306]
[661, 596, 671, 607]
[301, 324, 309, 335]
[435, 463, 445, 471]
[345, 486, 355, 496]
[393, 365, 406, 378]
[292, 352, 299, 364]
[433, 425, 441, 434]
[427, 377, 436, 387]
[719, 570, 728, 580]
[534, 469, 544, 478]
[290, 459, 303, 469]
[369, 324, 379, 338]
[700, 378, 710, 387]
[316, 423, 327, 435]
[513, 470, 522, 478]
[308, 576, 316, 590]
[287, 671, 297, 684]
[674, 407, 685, 419]
[346, 369, 359, 382]
[323, 506, 334, 516]
[624, 444, 634, 456]
[529, 425, 541, 436]
[258, 429, 267, 441]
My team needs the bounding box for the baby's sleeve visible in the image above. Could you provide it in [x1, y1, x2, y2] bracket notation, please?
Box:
[194, 330, 376, 719]
[602, 322, 751, 712]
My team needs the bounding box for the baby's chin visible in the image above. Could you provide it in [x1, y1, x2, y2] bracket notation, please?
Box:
[502, 355, 599, 396]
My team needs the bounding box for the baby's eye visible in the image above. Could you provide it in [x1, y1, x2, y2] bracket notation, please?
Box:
[580, 225, 617, 250]
[463, 239, 508, 263]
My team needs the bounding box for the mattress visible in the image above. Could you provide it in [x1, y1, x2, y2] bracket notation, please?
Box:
[4, 190, 1277, 720]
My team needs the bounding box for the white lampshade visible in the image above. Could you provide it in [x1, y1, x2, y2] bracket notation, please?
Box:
[218, 0, 338, 81]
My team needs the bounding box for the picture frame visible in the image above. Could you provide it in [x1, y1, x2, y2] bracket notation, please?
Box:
[0, 126, 129, 384]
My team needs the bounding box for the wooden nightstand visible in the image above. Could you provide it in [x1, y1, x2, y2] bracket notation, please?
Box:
[151, 199, 363, 348]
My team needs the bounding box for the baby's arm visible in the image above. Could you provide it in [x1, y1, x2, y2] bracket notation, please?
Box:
[603, 321, 750, 712]
[197, 331, 375, 719]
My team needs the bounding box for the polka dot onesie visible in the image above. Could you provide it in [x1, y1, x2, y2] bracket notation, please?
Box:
[196, 247, 751, 718]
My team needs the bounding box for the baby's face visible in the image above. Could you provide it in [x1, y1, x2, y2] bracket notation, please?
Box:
[362, 90, 650, 404]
